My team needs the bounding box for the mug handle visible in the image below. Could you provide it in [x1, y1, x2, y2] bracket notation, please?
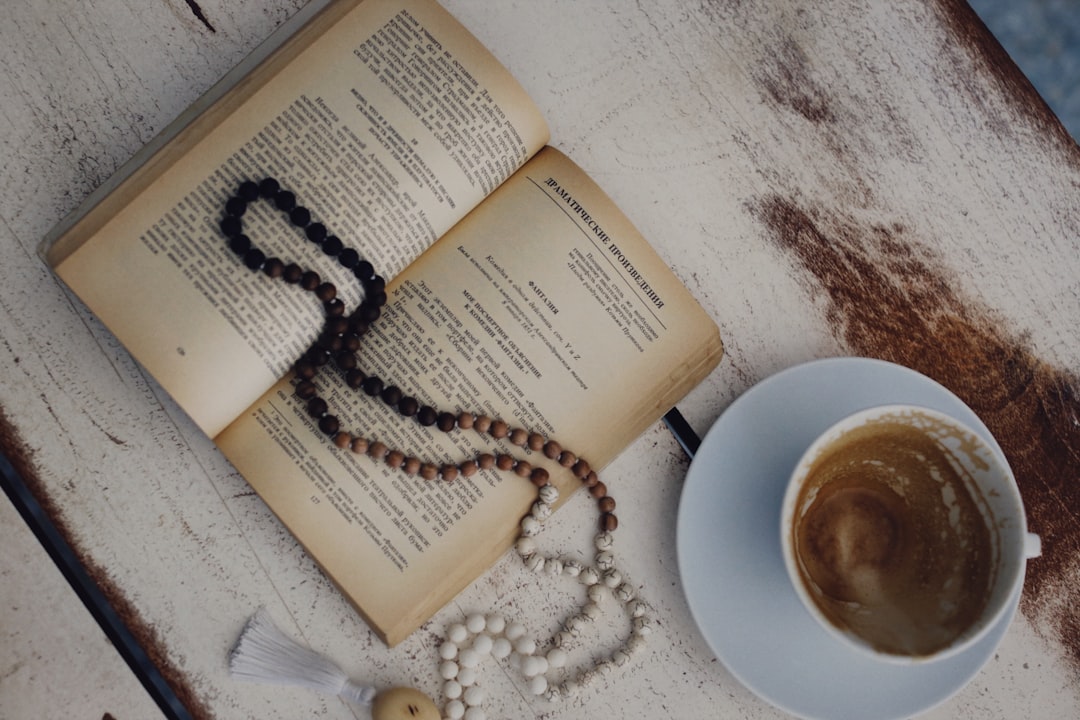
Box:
[1024, 532, 1042, 559]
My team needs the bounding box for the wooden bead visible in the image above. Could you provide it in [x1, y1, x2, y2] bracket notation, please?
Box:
[600, 512, 619, 532]
[420, 463, 439, 480]
[509, 428, 529, 446]
[403, 457, 421, 475]
[589, 481, 607, 499]
[528, 433, 546, 451]
[368, 441, 388, 460]
[441, 464, 459, 482]
[460, 460, 478, 477]
[371, 687, 440, 720]
[457, 412, 475, 430]
[496, 454, 515, 471]
[543, 440, 562, 459]
[437, 412, 457, 432]
[490, 420, 509, 439]
[530, 467, 550, 487]
[558, 451, 576, 468]
[478, 453, 495, 470]
[350, 437, 369, 455]
[333, 432, 351, 449]
[386, 450, 405, 469]
[584, 470, 600, 488]
[513, 460, 532, 478]
[473, 415, 492, 433]
[598, 496, 616, 513]
[572, 459, 591, 479]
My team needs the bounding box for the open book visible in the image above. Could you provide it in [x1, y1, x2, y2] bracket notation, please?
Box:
[42, 0, 722, 646]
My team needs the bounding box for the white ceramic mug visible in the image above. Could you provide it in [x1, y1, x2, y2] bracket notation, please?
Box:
[780, 404, 1041, 663]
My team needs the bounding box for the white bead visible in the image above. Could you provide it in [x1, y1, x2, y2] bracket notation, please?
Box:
[505, 622, 526, 640]
[626, 634, 647, 654]
[463, 707, 486, 720]
[491, 637, 512, 659]
[596, 660, 614, 675]
[579, 568, 600, 585]
[448, 623, 468, 644]
[538, 484, 559, 504]
[471, 634, 493, 655]
[514, 637, 536, 656]
[614, 582, 635, 602]
[520, 515, 541, 536]
[457, 666, 478, 686]
[554, 630, 574, 648]
[564, 616, 586, 635]
[528, 675, 548, 695]
[440, 642, 459, 660]
[560, 679, 579, 697]
[485, 614, 506, 634]
[463, 685, 486, 706]
[545, 558, 564, 576]
[521, 655, 545, 677]
[596, 551, 615, 570]
[582, 602, 601, 620]
[444, 680, 463, 699]
[446, 699, 465, 719]
[515, 537, 537, 558]
[631, 600, 649, 618]
[579, 669, 596, 687]
[612, 649, 631, 666]
[531, 501, 552, 520]
[587, 584, 605, 604]
[545, 686, 562, 703]
[459, 648, 481, 668]
[466, 613, 487, 633]
[595, 531, 614, 550]
[524, 553, 545, 572]
[546, 647, 568, 668]
[603, 568, 622, 588]
[439, 661, 459, 679]
[562, 559, 583, 577]
[633, 616, 653, 636]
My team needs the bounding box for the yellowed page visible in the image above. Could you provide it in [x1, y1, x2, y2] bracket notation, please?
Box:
[48, 0, 549, 437]
[217, 147, 723, 644]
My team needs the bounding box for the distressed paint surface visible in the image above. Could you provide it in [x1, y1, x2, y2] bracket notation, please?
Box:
[1, 0, 1078, 718]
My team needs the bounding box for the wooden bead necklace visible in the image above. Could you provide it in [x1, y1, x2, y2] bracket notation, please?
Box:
[220, 178, 652, 716]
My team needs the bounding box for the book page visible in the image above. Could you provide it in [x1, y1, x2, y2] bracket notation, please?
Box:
[47, 0, 549, 438]
[216, 147, 724, 644]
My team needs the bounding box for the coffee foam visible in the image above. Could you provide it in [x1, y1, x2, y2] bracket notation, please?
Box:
[792, 411, 998, 657]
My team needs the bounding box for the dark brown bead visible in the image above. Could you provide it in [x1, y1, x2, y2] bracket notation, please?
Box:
[283, 263, 304, 283]
[598, 496, 616, 513]
[496, 454, 515, 471]
[294, 380, 317, 399]
[326, 317, 348, 335]
[530, 467, 550, 487]
[262, 257, 284, 278]
[398, 396, 419, 417]
[315, 282, 337, 302]
[437, 412, 457, 432]
[588, 481, 607, 499]
[343, 333, 361, 352]
[318, 415, 339, 435]
[361, 376, 384, 396]
[306, 397, 328, 418]
[380, 385, 403, 406]
[325, 298, 345, 316]
[335, 352, 357, 371]
[543, 441, 562, 459]
[572, 459, 591, 480]
[294, 361, 316, 380]
[584, 470, 600, 487]
[345, 368, 365, 389]
[460, 460, 478, 477]
[513, 460, 532, 478]
[417, 406, 438, 426]
[558, 451, 576, 468]
[300, 270, 321, 291]
[528, 433, 546, 452]
[600, 512, 618, 532]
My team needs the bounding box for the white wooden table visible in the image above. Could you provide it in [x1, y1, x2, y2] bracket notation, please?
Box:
[2, 1, 1078, 718]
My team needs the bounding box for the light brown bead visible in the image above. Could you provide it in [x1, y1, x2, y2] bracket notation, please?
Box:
[403, 457, 422, 475]
[496, 453, 515, 471]
[572, 459, 591, 479]
[386, 450, 405, 469]
[478, 453, 496, 470]
[543, 440, 562, 460]
[589, 481, 607, 499]
[473, 415, 492, 433]
[528, 433, 546, 451]
[509, 428, 529, 446]
[490, 420, 509, 439]
[457, 412, 475, 430]
[513, 460, 532, 478]
[420, 463, 439, 480]
[350, 437, 369, 455]
[441, 464, 459, 482]
[368, 441, 388, 460]
[584, 470, 600, 487]
[371, 687, 440, 720]
[333, 432, 351, 449]
[460, 460, 478, 477]
[598, 496, 616, 513]
[600, 512, 618, 532]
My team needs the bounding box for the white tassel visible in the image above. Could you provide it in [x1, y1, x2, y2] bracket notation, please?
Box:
[229, 608, 377, 706]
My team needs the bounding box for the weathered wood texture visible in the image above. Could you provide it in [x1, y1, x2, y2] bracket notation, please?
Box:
[2, 0, 1077, 718]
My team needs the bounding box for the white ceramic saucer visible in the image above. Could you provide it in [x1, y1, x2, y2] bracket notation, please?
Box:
[676, 357, 1020, 720]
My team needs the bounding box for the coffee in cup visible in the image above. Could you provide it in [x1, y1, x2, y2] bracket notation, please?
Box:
[781, 404, 1040, 662]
